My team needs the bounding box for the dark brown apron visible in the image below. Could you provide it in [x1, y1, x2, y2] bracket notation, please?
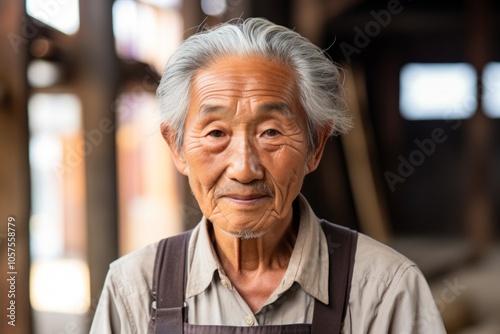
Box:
[148, 220, 357, 334]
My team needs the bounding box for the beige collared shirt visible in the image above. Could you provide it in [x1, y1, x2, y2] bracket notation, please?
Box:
[90, 195, 446, 333]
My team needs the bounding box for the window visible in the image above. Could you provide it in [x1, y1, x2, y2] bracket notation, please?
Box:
[400, 63, 477, 120]
[27, 60, 62, 88]
[201, 0, 227, 16]
[115, 90, 183, 255]
[26, 0, 80, 35]
[112, 0, 185, 255]
[482, 62, 500, 118]
[112, 0, 183, 71]
[28, 93, 90, 318]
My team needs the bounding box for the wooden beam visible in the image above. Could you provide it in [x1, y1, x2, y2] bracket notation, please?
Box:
[342, 65, 391, 243]
[292, 0, 365, 44]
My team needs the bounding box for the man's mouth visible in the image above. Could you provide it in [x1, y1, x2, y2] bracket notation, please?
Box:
[214, 183, 275, 203]
[221, 193, 270, 203]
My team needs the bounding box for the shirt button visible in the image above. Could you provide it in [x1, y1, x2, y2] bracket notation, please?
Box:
[221, 279, 230, 288]
[244, 315, 255, 326]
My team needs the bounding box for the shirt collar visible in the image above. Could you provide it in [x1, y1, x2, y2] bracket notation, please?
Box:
[280, 193, 329, 304]
[185, 216, 220, 298]
[185, 193, 329, 305]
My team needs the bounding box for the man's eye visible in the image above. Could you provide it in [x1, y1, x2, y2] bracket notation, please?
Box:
[208, 130, 225, 138]
[264, 129, 280, 137]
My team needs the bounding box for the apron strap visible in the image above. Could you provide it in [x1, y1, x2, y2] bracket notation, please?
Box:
[149, 231, 192, 334]
[149, 221, 357, 334]
[312, 221, 358, 334]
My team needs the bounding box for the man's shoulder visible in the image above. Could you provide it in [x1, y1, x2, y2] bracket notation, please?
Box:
[107, 241, 160, 295]
[111, 241, 159, 270]
[347, 233, 446, 333]
[354, 233, 420, 284]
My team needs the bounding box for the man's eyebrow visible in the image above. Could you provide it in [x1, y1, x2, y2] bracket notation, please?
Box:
[199, 103, 293, 116]
[257, 102, 293, 116]
[199, 104, 229, 114]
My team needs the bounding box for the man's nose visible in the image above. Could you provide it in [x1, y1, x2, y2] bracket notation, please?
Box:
[225, 136, 264, 183]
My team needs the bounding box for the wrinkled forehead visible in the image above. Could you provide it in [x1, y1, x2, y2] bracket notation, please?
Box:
[188, 54, 302, 113]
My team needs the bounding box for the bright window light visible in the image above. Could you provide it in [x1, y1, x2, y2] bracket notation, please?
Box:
[112, 0, 183, 70]
[28, 93, 81, 135]
[201, 0, 227, 16]
[116, 91, 183, 255]
[140, 0, 180, 7]
[482, 62, 500, 118]
[400, 63, 477, 120]
[28, 93, 82, 258]
[30, 259, 90, 313]
[26, 0, 80, 35]
[28, 60, 62, 88]
[28, 93, 89, 318]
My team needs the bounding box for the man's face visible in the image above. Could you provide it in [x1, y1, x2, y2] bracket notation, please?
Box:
[168, 55, 326, 238]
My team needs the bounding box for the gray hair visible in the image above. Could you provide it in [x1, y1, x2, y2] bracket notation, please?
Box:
[157, 17, 351, 152]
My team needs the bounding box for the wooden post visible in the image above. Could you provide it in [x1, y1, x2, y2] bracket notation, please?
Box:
[78, 0, 119, 312]
[0, 1, 32, 333]
[463, 0, 495, 257]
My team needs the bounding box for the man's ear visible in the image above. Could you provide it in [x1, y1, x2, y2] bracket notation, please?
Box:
[306, 124, 332, 174]
[161, 124, 189, 176]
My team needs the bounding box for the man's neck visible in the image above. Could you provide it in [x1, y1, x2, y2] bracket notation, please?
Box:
[209, 210, 299, 312]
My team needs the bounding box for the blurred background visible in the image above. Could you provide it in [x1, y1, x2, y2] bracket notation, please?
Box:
[0, 0, 499, 333]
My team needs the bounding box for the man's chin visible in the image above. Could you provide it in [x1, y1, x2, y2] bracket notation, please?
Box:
[213, 221, 274, 240]
[230, 229, 268, 240]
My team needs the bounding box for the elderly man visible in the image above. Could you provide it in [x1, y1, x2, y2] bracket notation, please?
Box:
[91, 18, 446, 333]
